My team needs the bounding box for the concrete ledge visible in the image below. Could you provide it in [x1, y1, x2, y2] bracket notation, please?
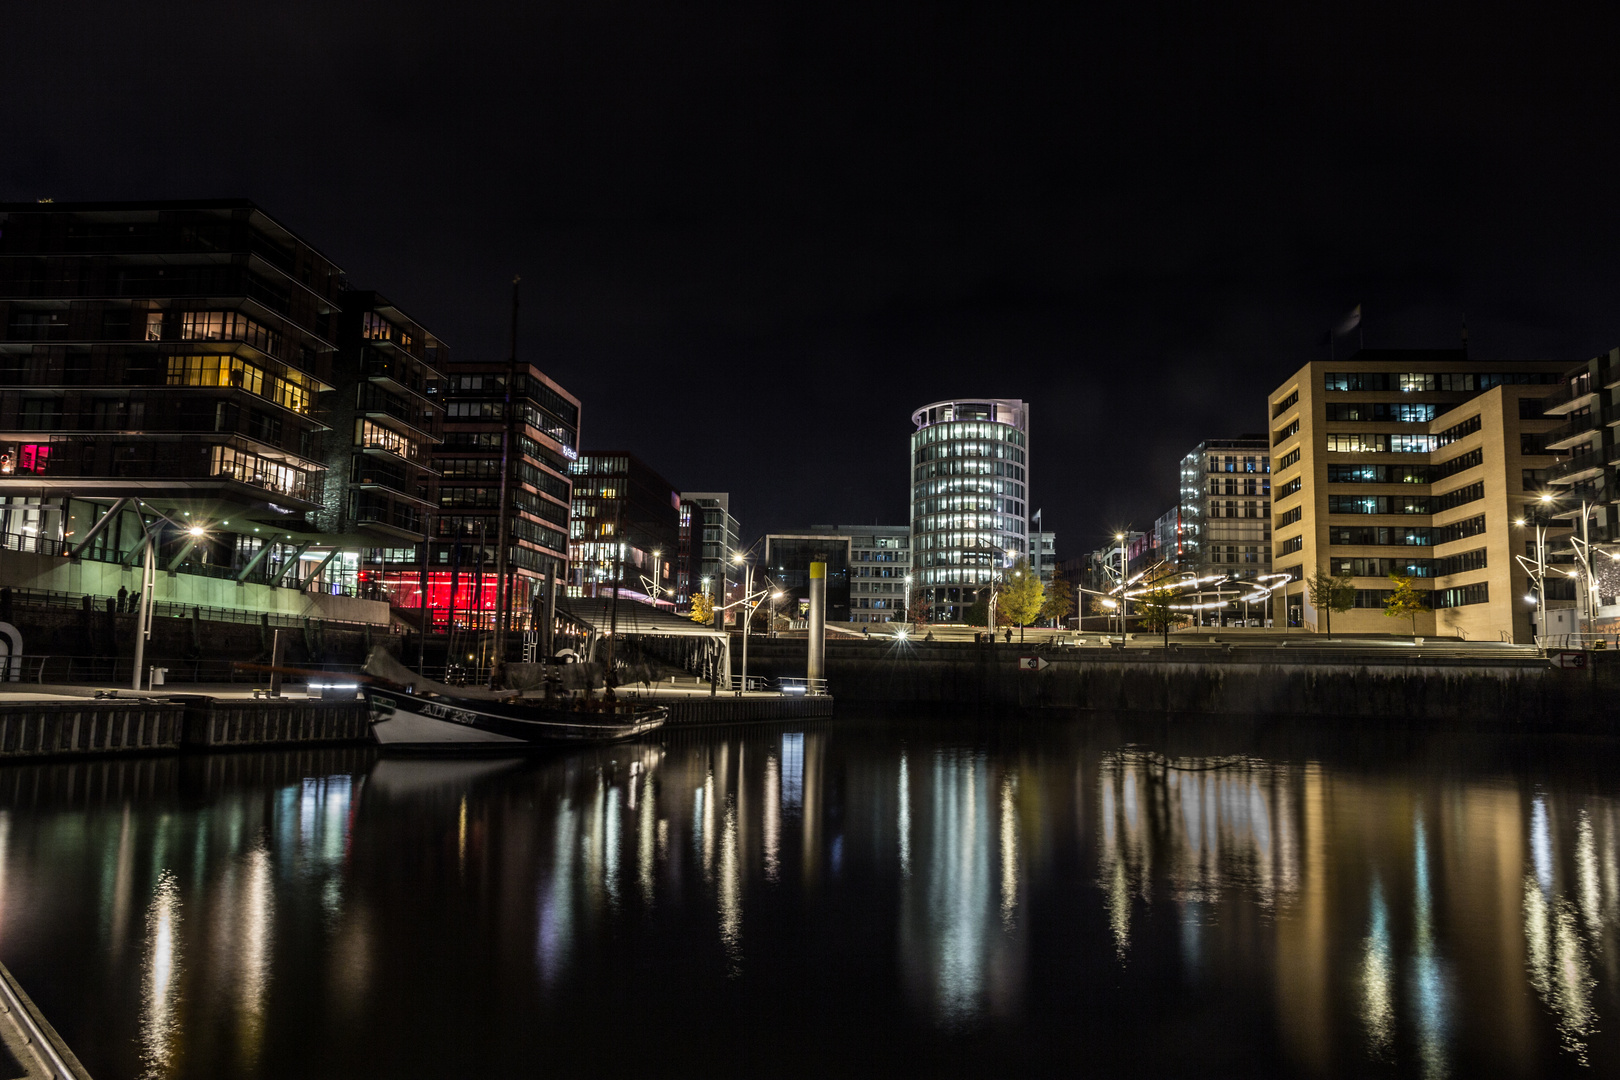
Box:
[0, 957, 93, 1079]
[662, 695, 834, 726]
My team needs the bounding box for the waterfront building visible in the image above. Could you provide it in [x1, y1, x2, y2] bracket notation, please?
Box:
[359, 357, 578, 629]
[764, 532, 852, 623]
[1267, 348, 1567, 640]
[910, 398, 1030, 623]
[1176, 436, 1272, 581]
[1031, 530, 1057, 585]
[678, 492, 740, 617]
[794, 524, 910, 622]
[0, 198, 388, 624]
[318, 292, 447, 605]
[1153, 506, 1184, 569]
[568, 452, 679, 601]
[1539, 348, 1620, 633]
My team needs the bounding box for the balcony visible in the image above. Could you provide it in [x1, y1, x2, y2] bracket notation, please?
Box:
[1547, 447, 1606, 485]
[1543, 412, 1599, 451]
[1540, 374, 1597, 416]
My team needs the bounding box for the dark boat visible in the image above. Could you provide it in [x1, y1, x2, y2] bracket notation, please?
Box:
[361, 650, 667, 751]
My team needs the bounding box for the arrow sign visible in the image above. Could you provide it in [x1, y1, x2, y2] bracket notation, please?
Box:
[1552, 651, 1588, 670]
[1017, 656, 1049, 672]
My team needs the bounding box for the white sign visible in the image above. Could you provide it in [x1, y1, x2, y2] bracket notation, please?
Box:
[1017, 656, 1049, 672]
[1552, 651, 1588, 670]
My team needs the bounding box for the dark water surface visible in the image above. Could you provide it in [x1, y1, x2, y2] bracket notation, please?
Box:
[0, 716, 1617, 1078]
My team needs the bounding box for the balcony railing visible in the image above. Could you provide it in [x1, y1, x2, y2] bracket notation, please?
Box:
[1542, 412, 1599, 449]
[1540, 375, 1596, 415]
[1547, 448, 1605, 483]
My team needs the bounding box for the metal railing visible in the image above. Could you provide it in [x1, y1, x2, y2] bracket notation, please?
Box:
[0, 654, 363, 686]
[776, 677, 830, 696]
[1536, 633, 1619, 651]
[0, 528, 361, 597]
[4, 584, 385, 633]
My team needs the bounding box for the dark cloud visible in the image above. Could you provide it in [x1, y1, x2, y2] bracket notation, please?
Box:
[5, 0, 1619, 551]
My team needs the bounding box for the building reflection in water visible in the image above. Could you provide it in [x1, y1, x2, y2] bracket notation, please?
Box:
[897, 749, 1026, 1024]
[3, 732, 1620, 1077]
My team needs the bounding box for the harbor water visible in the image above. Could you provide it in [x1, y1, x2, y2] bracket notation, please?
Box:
[0, 715, 1616, 1077]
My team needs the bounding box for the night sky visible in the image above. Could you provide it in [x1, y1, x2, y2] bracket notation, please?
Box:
[6, 2, 1620, 555]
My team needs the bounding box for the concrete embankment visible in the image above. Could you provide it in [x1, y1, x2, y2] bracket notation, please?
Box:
[0, 694, 368, 758]
[739, 639, 1618, 731]
[0, 686, 831, 759]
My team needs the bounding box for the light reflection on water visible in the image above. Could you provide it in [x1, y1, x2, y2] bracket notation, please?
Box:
[0, 727, 1614, 1077]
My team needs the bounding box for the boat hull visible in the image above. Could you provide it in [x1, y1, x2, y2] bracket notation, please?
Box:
[366, 689, 667, 751]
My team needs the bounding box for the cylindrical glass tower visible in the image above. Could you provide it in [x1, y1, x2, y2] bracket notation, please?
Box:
[909, 399, 1030, 623]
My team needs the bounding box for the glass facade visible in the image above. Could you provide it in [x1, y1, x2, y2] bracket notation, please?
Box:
[909, 399, 1029, 622]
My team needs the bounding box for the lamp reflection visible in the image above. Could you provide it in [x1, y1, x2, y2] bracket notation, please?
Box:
[899, 749, 1025, 1024]
[140, 870, 182, 1079]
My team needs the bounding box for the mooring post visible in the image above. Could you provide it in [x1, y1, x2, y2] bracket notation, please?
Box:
[808, 560, 825, 690]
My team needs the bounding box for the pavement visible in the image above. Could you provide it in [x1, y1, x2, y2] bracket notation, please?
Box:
[0, 679, 800, 705]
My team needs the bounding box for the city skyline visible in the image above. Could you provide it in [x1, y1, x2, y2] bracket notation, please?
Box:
[6, 3, 1620, 546]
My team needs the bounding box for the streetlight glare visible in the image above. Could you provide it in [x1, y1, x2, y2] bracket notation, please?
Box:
[1540, 493, 1554, 502]
[188, 526, 204, 537]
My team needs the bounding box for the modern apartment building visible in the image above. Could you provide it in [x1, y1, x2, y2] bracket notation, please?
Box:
[1176, 437, 1272, 579]
[678, 492, 740, 615]
[1539, 348, 1620, 633]
[568, 452, 679, 600]
[1267, 349, 1567, 640]
[362, 358, 579, 629]
[0, 199, 388, 622]
[1153, 507, 1184, 569]
[796, 524, 910, 622]
[1031, 530, 1057, 586]
[764, 532, 852, 623]
[910, 398, 1030, 623]
[320, 291, 445, 543]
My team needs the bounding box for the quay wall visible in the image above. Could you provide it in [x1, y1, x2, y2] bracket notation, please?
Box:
[662, 694, 833, 726]
[739, 641, 1619, 731]
[0, 697, 369, 758]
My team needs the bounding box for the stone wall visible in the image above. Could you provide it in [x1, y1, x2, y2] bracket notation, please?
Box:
[738, 639, 1618, 731]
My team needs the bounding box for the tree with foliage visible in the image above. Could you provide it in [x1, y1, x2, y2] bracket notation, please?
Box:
[689, 592, 714, 625]
[998, 558, 1046, 642]
[1305, 565, 1356, 634]
[1133, 572, 1191, 648]
[1383, 573, 1429, 636]
[963, 593, 1011, 628]
[1040, 572, 1075, 626]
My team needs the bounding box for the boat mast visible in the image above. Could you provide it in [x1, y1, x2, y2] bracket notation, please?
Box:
[605, 499, 624, 698]
[490, 276, 520, 686]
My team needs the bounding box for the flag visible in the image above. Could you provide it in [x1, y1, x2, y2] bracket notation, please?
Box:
[1336, 304, 1362, 336]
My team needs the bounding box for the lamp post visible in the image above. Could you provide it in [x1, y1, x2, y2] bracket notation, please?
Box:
[131, 506, 206, 691]
[1514, 492, 1556, 644]
[770, 589, 783, 639]
[732, 551, 755, 693]
[1115, 533, 1127, 640]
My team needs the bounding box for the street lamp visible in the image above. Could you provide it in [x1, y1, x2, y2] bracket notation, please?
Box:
[1514, 501, 1553, 645]
[730, 550, 761, 693]
[1114, 533, 1127, 640]
[131, 503, 206, 691]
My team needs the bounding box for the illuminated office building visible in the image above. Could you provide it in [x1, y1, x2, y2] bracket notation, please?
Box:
[910, 398, 1029, 623]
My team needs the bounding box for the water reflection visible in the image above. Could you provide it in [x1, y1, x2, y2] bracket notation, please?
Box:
[0, 729, 1616, 1078]
[140, 871, 181, 1079]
